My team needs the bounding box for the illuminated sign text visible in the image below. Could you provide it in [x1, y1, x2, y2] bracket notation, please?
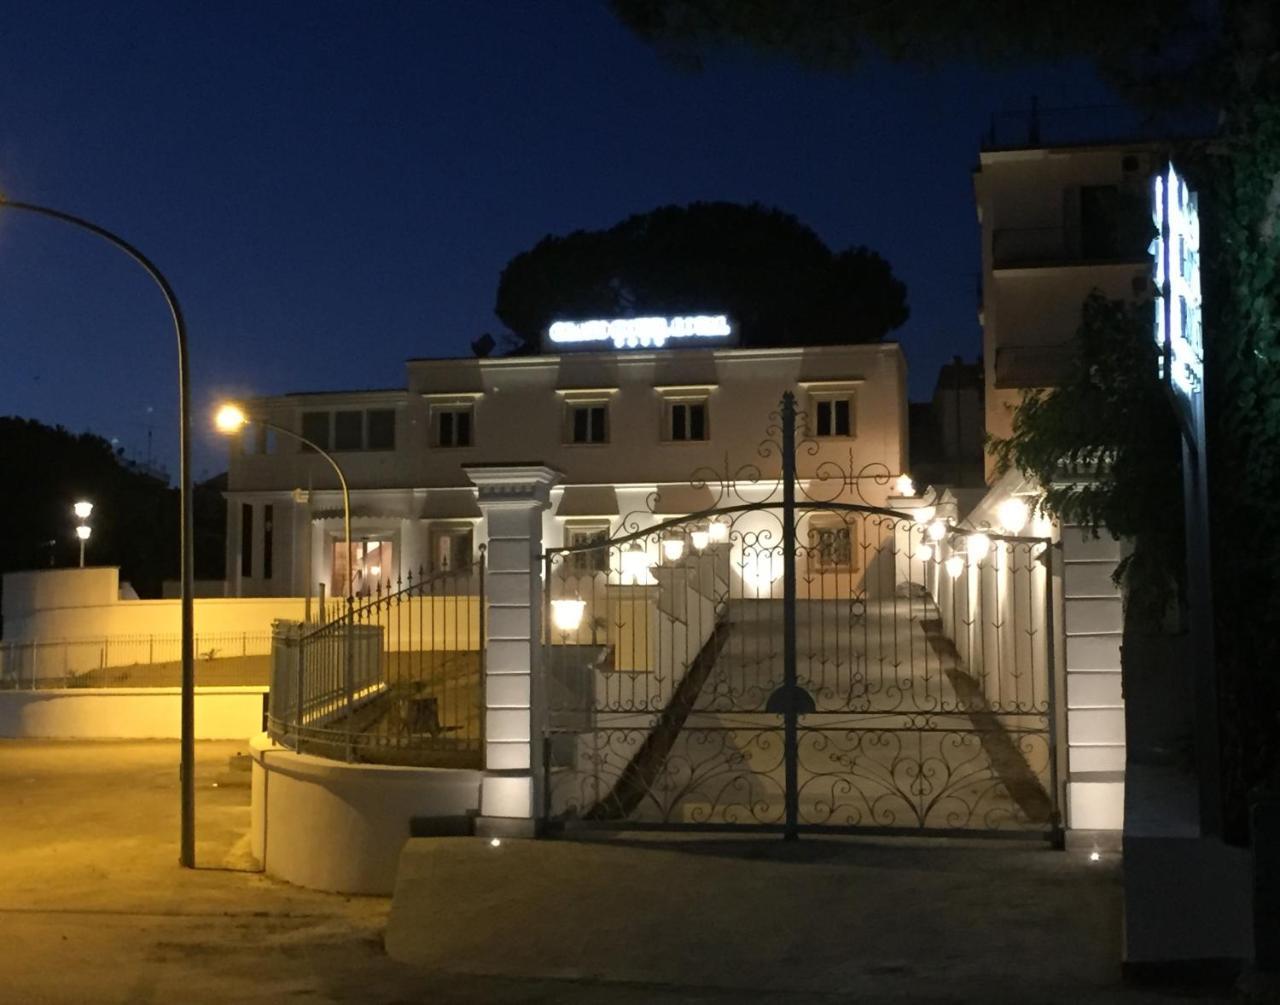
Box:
[547, 315, 733, 350]
[1152, 164, 1204, 402]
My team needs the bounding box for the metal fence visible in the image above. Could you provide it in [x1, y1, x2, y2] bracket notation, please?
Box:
[268, 555, 485, 769]
[541, 394, 1059, 838]
[0, 632, 276, 689]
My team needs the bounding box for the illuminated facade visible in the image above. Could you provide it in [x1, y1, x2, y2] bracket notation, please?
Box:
[223, 340, 907, 599]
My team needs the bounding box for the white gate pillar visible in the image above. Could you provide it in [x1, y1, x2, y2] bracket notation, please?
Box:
[1059, 523, 1126, 832]
[465, 464, 562, 836]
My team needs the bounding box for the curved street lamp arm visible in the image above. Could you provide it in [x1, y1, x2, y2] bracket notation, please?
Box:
[0, 197, 197, 869]
[252, 419, 352, 602]
[0, 200, 187, 337]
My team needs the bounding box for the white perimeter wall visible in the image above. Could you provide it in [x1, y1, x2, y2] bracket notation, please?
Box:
[250, 733, 481, 894]
[0, 687, 266, 739]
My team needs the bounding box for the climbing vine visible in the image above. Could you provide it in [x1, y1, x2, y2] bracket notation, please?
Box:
[1201, 100, 1280, 834]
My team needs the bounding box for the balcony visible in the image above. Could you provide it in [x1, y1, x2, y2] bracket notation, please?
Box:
[992, 227, 1151, 271]
[992, 188, 1155, 271]
[994, 345, 1075, 389]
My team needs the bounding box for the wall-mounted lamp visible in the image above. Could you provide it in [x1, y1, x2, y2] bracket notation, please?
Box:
[621, 542, 651, 583]
[550, 597, 586, 634]
[996, 497, 1030, 535]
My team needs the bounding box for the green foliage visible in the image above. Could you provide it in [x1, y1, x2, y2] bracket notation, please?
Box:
[990, 294, 1184, 627]
[1198, 100, 1280, 812]
[0, 417, 225, 602]
[494, 201, 907, 351]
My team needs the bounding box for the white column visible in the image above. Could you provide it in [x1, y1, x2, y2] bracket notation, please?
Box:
[465, 464, 562, 836]
[1060, 523, 1125, 831]
[225, 499, 243, 597]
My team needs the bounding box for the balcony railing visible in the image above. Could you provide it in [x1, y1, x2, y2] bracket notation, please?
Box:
[991, 227, 1151, 270]
[982, 104, 1211, 151]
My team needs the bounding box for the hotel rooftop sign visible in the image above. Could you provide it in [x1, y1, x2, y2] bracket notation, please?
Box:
[545, 314, 735, 352]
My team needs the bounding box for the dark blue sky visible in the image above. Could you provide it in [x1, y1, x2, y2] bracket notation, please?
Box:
[0, 1, 1116, 479]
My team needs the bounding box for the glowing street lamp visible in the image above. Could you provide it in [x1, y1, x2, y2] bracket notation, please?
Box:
[690, 526, 710, 552]
[215, 401, 352, 601]
[894, 473, 916, 497]
[661, 534, 686, 563]
[945, 554, 965, 579]
[75, 522, 92, 568]
[927, 520, 948, 543]
[72, 499, 94, 568]
[967, 532, 991, 563]
[707, 518, 729, 544]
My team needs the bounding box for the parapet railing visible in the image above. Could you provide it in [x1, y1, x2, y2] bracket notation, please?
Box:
[0, 631, 276, 689]
[268, 554, 486, 769]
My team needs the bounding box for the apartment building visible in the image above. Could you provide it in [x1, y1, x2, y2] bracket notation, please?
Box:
[975, 140, 1161, 478]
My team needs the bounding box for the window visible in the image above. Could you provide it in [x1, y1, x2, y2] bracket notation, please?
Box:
[333, 538, 395, 598]
[1079, 184, 1151, 261]
[300, 408, 397, 452]
[367, 409, 395, 450]
[566, 523, 610, 574]
[429, 526, 474, 573]
[809, 519, 855, 571]
[435, 407, 473, 448]
[569, 404, 608, 444]
[301, 412, 330, 451]
[241, 503, 254, 579]
[263, 504, 274, 580]
[813, 397, 852, 438]
[334, 411, 363, 451]
[667, 401, 708, 442]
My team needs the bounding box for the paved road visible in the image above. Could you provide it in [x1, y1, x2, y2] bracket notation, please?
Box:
[0, 739, 1230, 1003]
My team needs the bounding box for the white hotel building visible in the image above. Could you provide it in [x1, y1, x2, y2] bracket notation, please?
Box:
[223, 330, 908, 599]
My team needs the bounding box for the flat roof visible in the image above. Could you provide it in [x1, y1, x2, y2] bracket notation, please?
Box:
[407, 340, 902, 367]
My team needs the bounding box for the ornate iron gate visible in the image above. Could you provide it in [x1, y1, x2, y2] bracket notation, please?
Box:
[542, 395, 1060, 839]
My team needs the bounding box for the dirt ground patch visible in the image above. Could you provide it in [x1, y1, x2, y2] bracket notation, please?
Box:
[0, 739, 1230, 1003]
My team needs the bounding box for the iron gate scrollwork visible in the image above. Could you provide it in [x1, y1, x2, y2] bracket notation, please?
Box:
[542, 394, 1060, 839]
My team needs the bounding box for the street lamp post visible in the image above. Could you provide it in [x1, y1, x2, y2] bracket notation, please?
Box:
[73, 500, 94, 568]
[215, 403, 357, 755]
[0, 198, 198, 868]
[214, 404, 352, 600]
[75, 524, 91, 568]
